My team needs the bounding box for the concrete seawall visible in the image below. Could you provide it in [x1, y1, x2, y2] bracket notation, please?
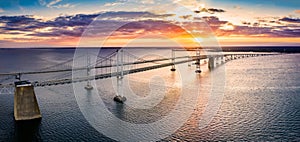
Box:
[14, 85, 41, 121]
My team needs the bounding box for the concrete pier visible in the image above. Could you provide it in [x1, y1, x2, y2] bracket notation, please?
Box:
[14, 83, 41, 121]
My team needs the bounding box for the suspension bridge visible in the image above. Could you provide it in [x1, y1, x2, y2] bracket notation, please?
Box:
[0, 48, 279, 120]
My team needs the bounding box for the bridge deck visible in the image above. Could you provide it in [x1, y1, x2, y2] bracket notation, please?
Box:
[0, 53, 279, 88]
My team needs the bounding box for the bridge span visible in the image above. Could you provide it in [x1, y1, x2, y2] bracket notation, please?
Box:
[0, 49, 279, 120]
[0, 50, 277, 88]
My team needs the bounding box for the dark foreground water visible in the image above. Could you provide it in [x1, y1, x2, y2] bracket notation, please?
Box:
[0, 48, 299, 141]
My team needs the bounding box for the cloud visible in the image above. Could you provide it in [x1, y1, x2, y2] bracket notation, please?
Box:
[1, 11, 300, 44]
[0, 15, 42, 32]
[104, 2, 123, 7]
[39, 0, 75, 8]
[27, 26, 85, 37]
[242, 21, 251, 25]
[140, 0, 155, 4]
[179, 15, 192, 19]
[6, 32, 24, 35]
[0, 8, 4, 13]
[196, 16, 300, 38]
[207, 8, 225, 13]
[194, 8, 208, 13]
[295, 10, 300, 14]
[51, 3, 76, 8]
[229, 26, 272, 36]
[38, 0, 47, 6]
[0, 14, 94, 36]
[201, 16, 227, 29]
[173, 0, 202, 7]
[95, 11, 174, 20]
[272, 28, 300, 37]
[47, 0, 62, 7]
[50, 13, 99, 27]
[194, 8, 226, 14]
[109, 20, 187, 38]
[222, 23, 300, 38]
[0, 11, 176, 39]
[279, 17, 300, 23]
[233, 5, 241, 9]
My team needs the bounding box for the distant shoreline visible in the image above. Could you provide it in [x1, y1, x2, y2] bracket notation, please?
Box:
[0, 46, 300, 53]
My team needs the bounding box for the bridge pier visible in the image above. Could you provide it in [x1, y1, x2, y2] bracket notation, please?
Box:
[14, 82, 41, 121]
[195, 48, 202, 73]
[170, 50, 176, 72]
[114, 49, 126, 103]
[85, 54, 93, 90]
[85, 81, 93, 90]
[208, 57, 215, 70]
[217, 57, 221, 65]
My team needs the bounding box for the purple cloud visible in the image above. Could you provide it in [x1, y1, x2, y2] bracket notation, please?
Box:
[279, 17, 300, 23]
[198, 16, 300, 37]
[0, 11, 175, 38]
[1, 11, 299, 40]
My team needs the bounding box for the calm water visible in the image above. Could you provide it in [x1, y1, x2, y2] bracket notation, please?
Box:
[0, 48, 299, 141]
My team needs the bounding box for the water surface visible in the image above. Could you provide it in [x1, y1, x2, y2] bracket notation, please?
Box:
[0, 49, 299, 141]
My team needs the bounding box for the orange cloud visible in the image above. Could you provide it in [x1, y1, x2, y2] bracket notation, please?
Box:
[295, 10, 300, 14]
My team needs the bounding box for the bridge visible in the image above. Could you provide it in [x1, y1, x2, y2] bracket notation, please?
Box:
[0, 48, 279, 120]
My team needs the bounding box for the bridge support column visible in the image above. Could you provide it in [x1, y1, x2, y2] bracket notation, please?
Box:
[85, 54, 93, 90]
[221, 56, 224, 64]
[195, 48, 202, 73]
[208, 57, 215, 70]
[170, 50, 176, 71]
[114, 49, 126, 103]
[188, 57, 191, 67]
[14, 84, 41, 121]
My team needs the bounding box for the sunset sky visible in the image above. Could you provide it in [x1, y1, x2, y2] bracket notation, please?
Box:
[0, 0, 299, 47]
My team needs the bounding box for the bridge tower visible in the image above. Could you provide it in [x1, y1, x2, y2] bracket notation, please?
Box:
[195, 48, 202, 73]
[15, 73, 21, 81]
[114, 49, 126, 103]
[85, 53, 93, 90]
[170, 49, 176, 71]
